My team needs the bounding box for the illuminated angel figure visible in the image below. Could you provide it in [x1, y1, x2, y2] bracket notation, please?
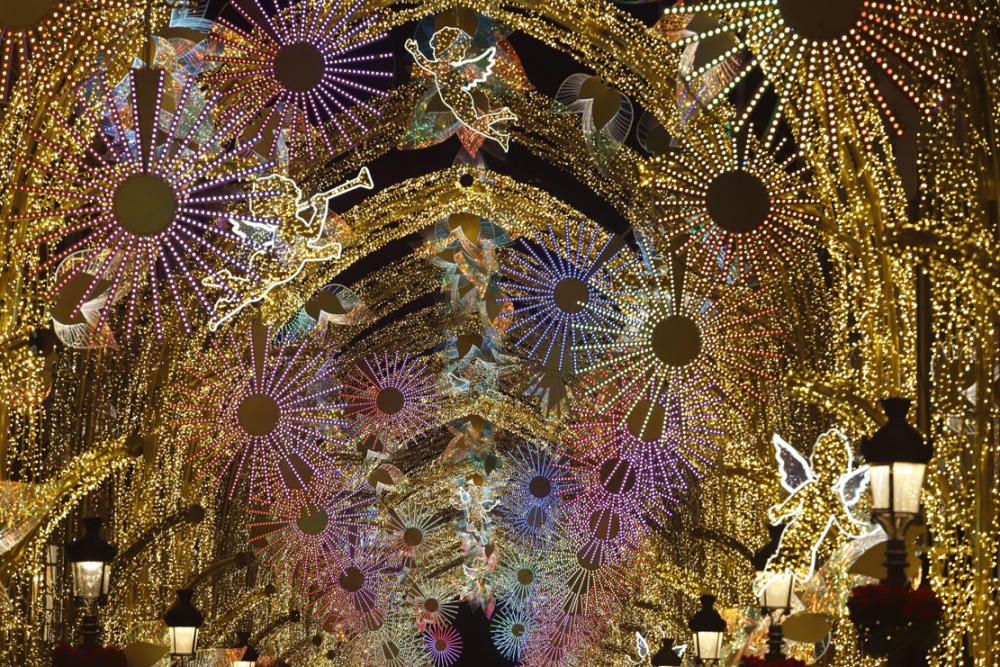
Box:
[206, 0, 394, 160]
[663, 1, 975, 144]
[248, 473, 375, 584]
[174, 323, 342, 501]
[205, 166, 374, 331]
[339, 351, 441, 454]
[496, 224, 628, 374]
[405, 27, 517, 151]
[311, 535, 402, 633]
[646, 122, 820, 282]
[766, 430, 872, 582]
[422, 623, 464, 667]
[15, 69, 280, 338]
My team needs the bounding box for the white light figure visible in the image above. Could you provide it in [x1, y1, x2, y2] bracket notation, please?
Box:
[205, 167, 373, 330]
[405, 27, 517, 151]
[765, 430, 873, 584]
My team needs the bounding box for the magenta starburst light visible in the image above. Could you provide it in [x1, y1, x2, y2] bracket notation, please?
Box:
[175, 323, 342, 501]
[248, 472, 374, 584]
[311, 535, 402, 633]
[207, 0, 395, 160]
[16, 68, 281, 338]
[339, 351, 441, 453]
[422, 623, 463, 667]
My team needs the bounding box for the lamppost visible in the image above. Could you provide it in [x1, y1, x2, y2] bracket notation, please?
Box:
[758, 571, 794, 660]
[651, 637, 682, 666]
[164, 588, 204, 658]
[861, 398, 932, 588]
[687, 594, 726, 665]
[65, 517, 116, 647]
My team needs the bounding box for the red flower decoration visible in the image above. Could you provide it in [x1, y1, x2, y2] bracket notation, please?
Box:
[52, 644, 128, 667]
[846, 584, 943, 658]
[740, 656, 810, 667]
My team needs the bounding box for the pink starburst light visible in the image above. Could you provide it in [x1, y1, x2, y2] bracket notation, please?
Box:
[175, 323, 342, 501]
[207, 0, 395, 160]
[422, 623, 463, 667]
[311, 535, 402, 633]
[15, 68, 280, 338]
[248, 471, 375, 584]
[339, 351, 441, 453]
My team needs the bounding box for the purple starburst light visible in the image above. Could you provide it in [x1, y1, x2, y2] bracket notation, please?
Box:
[573, 375, 723, 494]
[496, 223, 629, 373]
[339, 351, 441, 453]
[495, 441, 571, 549]
[207, 0, 395, 160]
[422, 623, 463, 667]
[16, 68, 280, 338]
[311, 534, 402, 633]
[248, 472, 374, 585]
[174, 323, 342, 501]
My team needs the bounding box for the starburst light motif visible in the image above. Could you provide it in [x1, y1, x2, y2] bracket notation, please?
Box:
[576, 243, 783, 415]
[206, 0, 395, 160]
[491, 605, 532, 662]
[664, 1, 975, 143]
[496, 224, 630, 373]
[248, 472, 374, 584]
[339, 351, 441, 452]
[16, 68, 280, 337]
[494, 441, 570, 549]
[174, 323, 342, 501]
[645, 121, 820, 282]
[311, 535, 402, 633]
[422, 623, 464, 667]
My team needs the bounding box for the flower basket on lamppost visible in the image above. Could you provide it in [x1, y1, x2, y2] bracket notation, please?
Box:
[850, 398, 941, 665]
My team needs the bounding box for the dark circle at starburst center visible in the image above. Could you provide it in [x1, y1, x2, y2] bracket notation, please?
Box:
[706, 169, 771, 234]
[651, 315, 703, 367]
[553, 277, 589, 314]
[376, 387, 405, 415]
[113, 173, 178, 237]
[237, 394, 281, 436]
[777, 0, 865, 42]
[274, 41, 326, 92]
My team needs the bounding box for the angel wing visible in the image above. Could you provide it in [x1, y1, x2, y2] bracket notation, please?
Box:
[835, 464, 870, 508]
[458, 46, 497, 91]
[773, 433, 814, 493]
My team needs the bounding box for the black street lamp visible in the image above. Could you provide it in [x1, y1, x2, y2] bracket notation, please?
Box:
[164, 588, 204, 657]
[861, 398, 932, 588]
[651, 637, 683, 666]
[758, 571, 794, 660]
[65, 517, 116, 647]
[688, 594, 726, 665]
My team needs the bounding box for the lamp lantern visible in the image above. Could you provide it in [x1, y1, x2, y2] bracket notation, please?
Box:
[759, 571, 794, 614]
[651, 637, 683, 666]
[164, 588, 204, 657]
[687, 594, 726, 664]
[65, 517, 116, 602]
[862, 398, 932, 527]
